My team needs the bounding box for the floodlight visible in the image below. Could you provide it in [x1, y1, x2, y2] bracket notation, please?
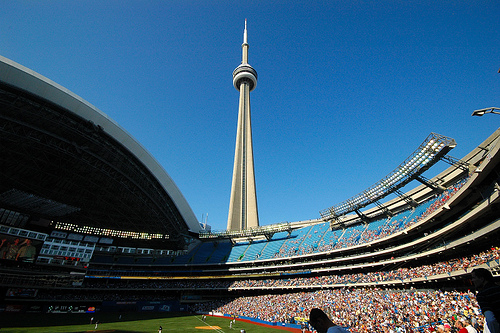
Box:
[319, 132, 455, 219]
[472, 107, 500, 117]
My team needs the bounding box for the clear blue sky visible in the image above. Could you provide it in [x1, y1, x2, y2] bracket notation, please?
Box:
[1, 1, 499, 232]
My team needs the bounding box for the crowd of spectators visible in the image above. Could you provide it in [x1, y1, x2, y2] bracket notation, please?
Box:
[34, 245, 498, 333]
[272, 178, 467, 259]
[231, 247, 499, 288]
[191, 288, 484, 333]
[34, 285, 488, 332]
[83, 247, 499, 290]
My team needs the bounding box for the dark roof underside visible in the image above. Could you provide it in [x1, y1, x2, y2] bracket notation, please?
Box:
[0, 82, 190, 249]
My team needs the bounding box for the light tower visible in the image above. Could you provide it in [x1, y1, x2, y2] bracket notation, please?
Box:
[227, 20, 259, 231]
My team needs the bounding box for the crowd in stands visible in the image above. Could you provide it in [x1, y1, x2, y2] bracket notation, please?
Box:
[82, 247, 499, 291]
[34, 285, 488, 332]
[191, 288, 484, 333]
[231, 247, 499, 288]
[272, 178, 467, 259]
[32, 245, 498, 333]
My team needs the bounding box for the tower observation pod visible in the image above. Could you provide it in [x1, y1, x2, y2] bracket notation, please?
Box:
[227, 20, 259, 231]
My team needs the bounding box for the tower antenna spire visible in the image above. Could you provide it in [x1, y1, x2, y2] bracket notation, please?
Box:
[244, 19, 248, 44]
[241, 19, 249, 64]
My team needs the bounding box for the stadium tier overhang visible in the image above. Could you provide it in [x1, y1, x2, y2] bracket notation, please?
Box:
[0, 55, 201, 249]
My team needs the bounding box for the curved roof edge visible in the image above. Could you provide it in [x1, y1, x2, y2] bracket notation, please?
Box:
[0, 55, 201, 234]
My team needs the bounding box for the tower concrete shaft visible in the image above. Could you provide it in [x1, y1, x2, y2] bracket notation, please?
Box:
[227, 20, 259, 231]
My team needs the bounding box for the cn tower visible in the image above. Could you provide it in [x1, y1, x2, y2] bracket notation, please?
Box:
[227, 20, 259, 231]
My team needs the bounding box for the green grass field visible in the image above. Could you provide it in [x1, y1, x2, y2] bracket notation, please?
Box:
[0, 312, 297, 333]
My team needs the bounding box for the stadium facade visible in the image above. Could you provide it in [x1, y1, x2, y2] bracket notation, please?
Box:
[0, 48, 499, 330]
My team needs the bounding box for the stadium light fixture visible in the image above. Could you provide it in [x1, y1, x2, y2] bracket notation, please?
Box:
[320, 133, 456, 220]
[472, 107, 500, 117]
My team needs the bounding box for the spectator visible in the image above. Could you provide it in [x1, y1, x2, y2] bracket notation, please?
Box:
[471, 268, 500, 333]
[455, 319, 468, 333]
[309, 308, 351, 333]
[4, 238, 21, 260]
[16, 239, 36, 262]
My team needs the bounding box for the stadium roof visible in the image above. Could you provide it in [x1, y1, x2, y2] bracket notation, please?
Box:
[0, 55, 200, 249]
